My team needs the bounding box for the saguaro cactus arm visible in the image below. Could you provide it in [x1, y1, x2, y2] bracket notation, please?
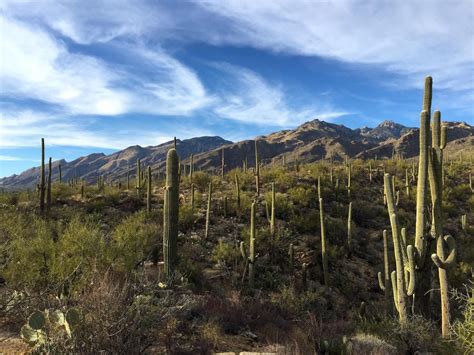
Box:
[431, 235, 456, 269]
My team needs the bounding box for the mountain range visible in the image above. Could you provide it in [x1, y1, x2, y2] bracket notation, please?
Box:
[1, 119, 472, 189]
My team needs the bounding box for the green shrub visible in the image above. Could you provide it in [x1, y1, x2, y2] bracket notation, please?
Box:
[110, 211, 160, 272]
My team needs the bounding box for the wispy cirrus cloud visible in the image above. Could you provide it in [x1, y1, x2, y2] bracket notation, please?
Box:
[212, 64, 348, 126]
[193, 1, 473, 94]
[0, 14, 215, 117]
[0, 155, 39, 162]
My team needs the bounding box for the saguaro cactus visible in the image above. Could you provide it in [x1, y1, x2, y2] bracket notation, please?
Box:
[249, 201, 256, 288]
[46, 157, 52, 212]
[405, 169, 410, 198]
[40, 138, 45, 212]
[255, 140, 260, 196]
[189, 154, 194, 183]
[235, 174, 241, 209]
[127, 169, 130, 190]
[347, 202, 352, 257]
[428, 110, 455, 338]
[431, 234, 457, 338]
[461, 214, 467, 231]
[369, 161, 373, 183]
[289, 243, 294, 271]
[347, 163, 351, 198]
[270, 182, 275, 238]
[221, 147, 225, 180]
[384, 173, 416, 324]
[319, 197, 329, 288]
[58, 164, 62, 184]
[136, 159, 142, 197]
[163, 148, 180, 278]
[205, 182, 212, 238]
[147, 166, 152, 213]
[377, 230, 392, 315]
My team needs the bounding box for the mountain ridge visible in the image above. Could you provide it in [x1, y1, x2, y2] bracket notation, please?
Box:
[1, 119, 472, 189]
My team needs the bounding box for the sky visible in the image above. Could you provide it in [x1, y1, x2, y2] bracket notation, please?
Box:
[0, 0, 473, 177]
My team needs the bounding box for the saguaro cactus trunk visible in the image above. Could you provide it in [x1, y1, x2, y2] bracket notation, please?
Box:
[46, 157, 52, 212]
[40, 138, 45, 212]
[163, 149, 180, 279]
[147, 166, 152, 213]
[319, 197, 329, 288]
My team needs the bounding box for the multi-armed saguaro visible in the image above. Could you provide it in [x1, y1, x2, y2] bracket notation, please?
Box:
[163, 148, 180, 279]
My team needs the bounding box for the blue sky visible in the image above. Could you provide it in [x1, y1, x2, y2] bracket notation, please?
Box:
[1, 0, 473, 177]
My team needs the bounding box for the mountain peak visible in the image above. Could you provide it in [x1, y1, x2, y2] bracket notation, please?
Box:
[377, 120, 404, 129]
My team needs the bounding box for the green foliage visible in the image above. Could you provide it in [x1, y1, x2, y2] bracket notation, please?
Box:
[110, 211, 160, 272]
[192, 171, 211, 192]
[212, 239, 240, 266]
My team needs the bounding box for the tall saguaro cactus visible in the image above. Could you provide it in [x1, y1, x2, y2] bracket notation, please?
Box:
[377, 230, 392, 315]
[147, 166, 152, 213]
[384, 173, 416, 324]
[249, 201, 256, 288]
[136, 159, 142, 197]
[205, 182, 212, 238]
[58, 164, 62, 184]
[47, 157, 52, 212]
[221, 147, 225, 180]
[163, 149, 180, 278]
[235, 174, 241, 209]
[189, 154, 194, 183]
[347, 202, 352, 257]
[255, 140, 260, 196]
[429, 110, 456, 338]
[319, 197, 329, 288]
[40, 138, 45, 212]
[270, 182, 275, 238]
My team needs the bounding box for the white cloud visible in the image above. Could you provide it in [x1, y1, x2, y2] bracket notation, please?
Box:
[0, 109, 213, 150]
[0, 15, 131, 116]
[0, 155, 39, 162]
[0, 11, 214, 117]
[213, 64, 348, 126]
[194, 1, 473, 94]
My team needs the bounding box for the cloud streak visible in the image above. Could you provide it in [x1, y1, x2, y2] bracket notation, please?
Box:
[212, 64, 348, 126]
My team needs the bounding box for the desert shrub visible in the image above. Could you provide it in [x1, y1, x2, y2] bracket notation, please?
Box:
[110, 211, 160, 272]
[179, 204, 196, 231]
[287, 186, 313, 208]
[452, 282, 474, 354]
[3, 215, 57, 289]
[289, 209, 319, 233]
[358, 316, 453, 354]
[270, 286, 320, 315]
[200, 320, 222, 349]
[347, 333, 397, 354]
[70, 271, 197, 353]
[192, 171, 211, 192]
[264, 190, 293, 219]
[212, 239, 240, 267]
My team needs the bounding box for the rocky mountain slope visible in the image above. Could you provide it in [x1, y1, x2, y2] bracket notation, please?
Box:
[1, 119, 472, 189]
